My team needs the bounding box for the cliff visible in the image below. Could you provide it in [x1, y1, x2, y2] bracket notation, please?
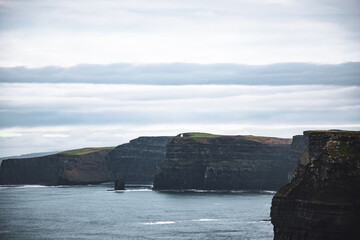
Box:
[0, 151, 60, 165]
[108, 136, 173, 184]
[0, 147, 114, 185]
[287, 135, 305, 181]
[153, 133, 296, 190]
[271, 130, 360, 240]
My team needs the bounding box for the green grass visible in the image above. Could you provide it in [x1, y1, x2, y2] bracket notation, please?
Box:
[306, 130, 360, 135]
[181, 132, 291, 145]
[327, 140, 360, 158]
[185, 132, 223, 138]
[184, 132, 266, 139]
[299, 152, 310, 165]
[60, 147, 114, 155]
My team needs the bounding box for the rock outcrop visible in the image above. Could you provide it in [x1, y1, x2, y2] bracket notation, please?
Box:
[153, 133, 296, 190]
[271, 130, 360, 240]
[108, 137, 173, 184]
[0, 147, 114, 185]
[114, 173, 125, 190]
[289, 135, 305, 164]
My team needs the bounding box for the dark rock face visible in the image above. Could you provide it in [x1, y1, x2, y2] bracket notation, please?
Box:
[289, 135, 305, 164]
[287, 135, 305, 181]
[0, 148, 114, 185]
[0, 155, 64, 185]
[114, 174, 125, 190]
[153, 133, 296, 190]
[271, 131, 360, 240]
[108, 137, 173, 184]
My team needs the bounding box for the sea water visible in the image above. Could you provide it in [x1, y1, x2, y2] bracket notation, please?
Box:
[0, 183, 274, 239]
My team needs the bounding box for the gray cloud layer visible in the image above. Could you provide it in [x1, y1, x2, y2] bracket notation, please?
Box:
[1, 0, 359, 66]
[1, 83, 359, 157]
[1, 63, 359, 85]
[1, 83, 359, 128]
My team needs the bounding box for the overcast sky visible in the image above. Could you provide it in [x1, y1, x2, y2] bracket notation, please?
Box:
[1, 0, 360, 67]
[0, 0, 359, 157]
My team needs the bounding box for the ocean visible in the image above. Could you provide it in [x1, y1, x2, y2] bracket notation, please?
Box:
[0, 184, 274, 239]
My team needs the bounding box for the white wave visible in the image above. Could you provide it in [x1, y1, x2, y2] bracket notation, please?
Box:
[19, 185, 48, 188]
[157, 189, 277, 194]
[192, 219, 217, 222]
[247, 221, 258, 224]
[230, 190, 246, 193]
[114, 189, 152, 192]
[158, 189, 235, 193]
[247, 219, 271, 224]
[0, 184, 48, 189]
[126, 184, 153, 188]
[125, 189, 152, 192]
[260, 190, 276, 194]
[143, 221, 175, 225]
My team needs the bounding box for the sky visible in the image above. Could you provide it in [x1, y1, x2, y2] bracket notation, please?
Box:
[0, 0, 359, 157]
[1, 0, 360, 66]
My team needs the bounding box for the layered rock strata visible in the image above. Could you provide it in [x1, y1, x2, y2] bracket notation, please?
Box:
[271, 130, 360, 240]
[108, 137, 173, 184]
[153, 133, 296, 190]
[0, 148, 114, 185]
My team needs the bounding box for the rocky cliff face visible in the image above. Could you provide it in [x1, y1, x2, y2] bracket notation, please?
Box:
[108, 137, 173, 184]
[0, 148, 114, 185]
[287, 135, 305, 180]
[153, 133, 296, 190]
[271, 130, 360, 240]
[289, 135, 305, 164]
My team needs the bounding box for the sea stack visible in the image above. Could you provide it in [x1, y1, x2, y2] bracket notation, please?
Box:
[271, 130, 360, 240]
[114, 173, 125, 190]
[153, 132, 296, 190]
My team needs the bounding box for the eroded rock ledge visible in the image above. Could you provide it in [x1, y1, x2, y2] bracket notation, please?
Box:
[153, 132, 296, 190]
[271, 130, 360, 240]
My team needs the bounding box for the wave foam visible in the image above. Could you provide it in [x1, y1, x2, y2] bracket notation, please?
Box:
[260, 190, 276, 194]
[0, 184, 48, 189]
[192, 219, 217, 222]
[126, 189, 152, 192]
[114, 189, 152, 193]
[144, 221, 175, 225]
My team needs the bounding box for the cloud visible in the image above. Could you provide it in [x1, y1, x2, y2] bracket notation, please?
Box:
[0, 63, 359, 85]
[42, 134, 69, 138]
[0, 0, 359, 66]
[0, 83, 359, 128]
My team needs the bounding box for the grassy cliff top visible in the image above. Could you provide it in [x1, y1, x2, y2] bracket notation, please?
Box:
[60, 147, 114, 156]
[179, 132, 291, 144]
[305, 130, 360, 135]
[182, 132, 223, 138]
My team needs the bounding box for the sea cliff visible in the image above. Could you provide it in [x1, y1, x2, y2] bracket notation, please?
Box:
[0, 147, 114, 185]
[108, 136, 173, 184]
[153, 133, 296, 190]
[271, 130, 360, 240]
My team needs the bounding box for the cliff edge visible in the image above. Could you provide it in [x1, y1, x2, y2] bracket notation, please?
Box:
[271, 130, 360, 240]
[108, 137, 173, 184]
[0, 147, 114, 185]
[153, 132, 296, 190]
